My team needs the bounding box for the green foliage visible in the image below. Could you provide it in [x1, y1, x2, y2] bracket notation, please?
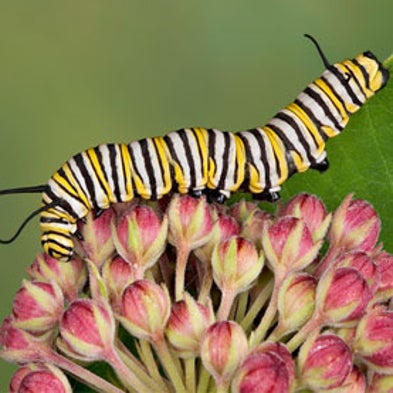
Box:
[281, 56, 393, 251]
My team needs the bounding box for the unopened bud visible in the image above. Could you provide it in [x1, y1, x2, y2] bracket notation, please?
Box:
[325, 366, 366, 393]
[167, 194, 214, 250]
[317, 266, 372, 327]
[165, 293, 214, 358]
[373, 251, 393, 303]
[27, 253, 86, 302]
[333, 251, 380, 296]
[328, 194, 380, 254]
[200, 321, 248, 389]
[276, 272, 316, 336]
[240, 209, 272, 247]
[212, 236, 264, 295]
[280, 193, 331, 242]
[262, 216, 321, 276]
[59, 299, 115, 362]
[228, 200, 258, 224]
[194, 214, 239, 263]
[102, 256, 135, 311]
[298, 333, 352, 390]
[112, 205, 168, 278]
[354, 307, 393, 373]
[11, 364, 72, 393]
[75, 208, 115, 267]
[232, 341, 294, 393]
[368, 372, 393, 393]
[118, 279, 170, 342]
[12, 280, 64, 333]
[0, 316, 53, 364]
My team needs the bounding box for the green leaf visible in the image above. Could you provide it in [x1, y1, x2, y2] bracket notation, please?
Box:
[280, 55, 393, 251]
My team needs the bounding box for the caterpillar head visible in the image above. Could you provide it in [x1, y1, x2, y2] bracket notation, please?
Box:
[41, 231, 74, 262]
[39, 196, 78, 261]
[327, 52, 389, 114]
[40, 211, 76, 261]
[305, 35, 389, 113]
[354, 51, 390, 95]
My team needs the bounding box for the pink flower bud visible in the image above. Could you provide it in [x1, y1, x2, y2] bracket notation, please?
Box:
[200, 321, 248, 389]
[276, 273, 317, 336]
[217, 214, 241, 240]
[354, 308, 393, 373]
[59, 299, 115, 361]
[112, 205, 168, 278]
[10, 364, 38, 393]
[165, 293, 214, 358]
[373, 251, 393, 303]
[317, 267, 372, 326]
[262, 216, 322, 276]
[12, 280, 64, 333]
[12, 364, 72, 393]
[102, 256, 135, 311]
[228, 200, 259, 224]
[118, 279, 170, 342]
[328, 194, 380, 254]
[75, 208, 115, 267]
[317, 366, 366, 393]
[240, 209, 272, 247]
[27, 253, 87, 302]
[194, 214, 240, 263]
[212, 236, 264, 296]
[167, 194, 214, 250]
[336, 366, 366, 393]
[298, 333, 352, 390]
[232, 342, 294, 393]
[255, 342, 296, 389]
[368, 372, 393, 393]
[334, 326, 357, 348]
[333, 251, 380, 295]
[279, 193, 331, 242]
[0, 316, 53, 364]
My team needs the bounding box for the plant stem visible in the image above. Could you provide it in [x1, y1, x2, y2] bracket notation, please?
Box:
[185, 357, 196, 393]
[250, 274, 282, 347]
[49, 351, 124, 393]
[198, 262, 213, 303]
[175, 243, 191, 301]
[139, 339, 161, 380]
[196, 366, 211, 393]
[266, 322, 286, 342]
[314, 246, 339, 277]
[153, 334, 187, 392]
[235, 291, 249, 322]
[216, 377, 230, 393]
[286, 311, 323, 352]
[115, 339, 170, 392]
[240, 280, 273, 332]
[217, 287, 236, 321]
[106, 346, 152, 392]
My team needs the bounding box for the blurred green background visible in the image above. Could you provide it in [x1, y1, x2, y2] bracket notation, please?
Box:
[0, 1, 392, 387]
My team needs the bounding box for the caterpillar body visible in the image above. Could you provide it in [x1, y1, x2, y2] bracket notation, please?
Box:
[0, 37, 389, 261]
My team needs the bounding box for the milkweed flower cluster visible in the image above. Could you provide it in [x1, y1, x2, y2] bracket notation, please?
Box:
[1, 192, 393, 392]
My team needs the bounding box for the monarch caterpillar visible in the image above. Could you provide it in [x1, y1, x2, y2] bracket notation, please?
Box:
[0, 35, 389, 261]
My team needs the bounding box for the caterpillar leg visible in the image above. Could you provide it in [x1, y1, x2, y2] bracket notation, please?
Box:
[252, 188, 281, 202]
[311, 158, 329, 172]
[94, 209, 105, 218]
[74, 229, 84, 241]
[205, 189, 227, 204]
[188, 189, 204, 198]
[187, 187, 230, 204]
